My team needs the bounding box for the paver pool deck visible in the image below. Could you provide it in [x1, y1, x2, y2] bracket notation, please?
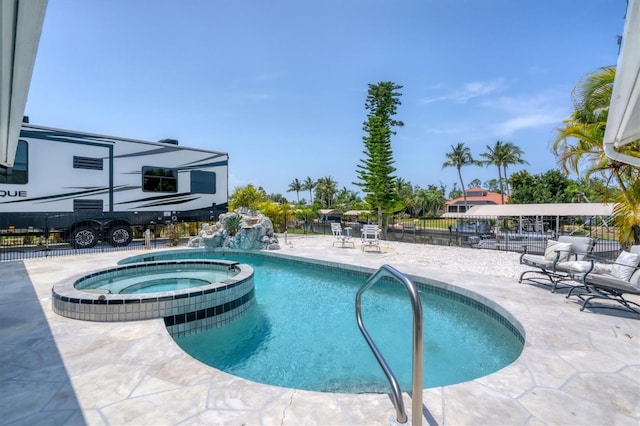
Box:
[1, 235, 639, 425]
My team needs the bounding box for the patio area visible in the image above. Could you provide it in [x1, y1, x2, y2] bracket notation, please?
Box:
[1, 235, 638, 425]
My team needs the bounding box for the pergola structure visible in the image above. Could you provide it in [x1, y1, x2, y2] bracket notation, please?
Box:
[456, 203, 615, 235]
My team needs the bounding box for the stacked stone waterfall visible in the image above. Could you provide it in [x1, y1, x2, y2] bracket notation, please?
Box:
[187, 209, 280, 250]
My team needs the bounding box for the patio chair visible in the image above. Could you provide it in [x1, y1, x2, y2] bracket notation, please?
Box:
[565, 245, 640, 315]
[361, 224, 381, 252]
[518, 235, 596, 292]
[331, 222, 354, 248]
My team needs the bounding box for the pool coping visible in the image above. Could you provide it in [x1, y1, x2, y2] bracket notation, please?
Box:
[2, 242, 639, 425]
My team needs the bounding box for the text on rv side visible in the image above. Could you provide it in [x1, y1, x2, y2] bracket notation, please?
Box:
[0, 190, 27, 197]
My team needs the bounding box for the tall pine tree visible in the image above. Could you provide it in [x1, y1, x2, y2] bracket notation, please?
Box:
[355, 81, 404, 235]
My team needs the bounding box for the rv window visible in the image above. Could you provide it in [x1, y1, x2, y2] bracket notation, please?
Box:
[0, 140, 28, 184]
[190, 171, 216, 194]
[142, 166, 177, 192]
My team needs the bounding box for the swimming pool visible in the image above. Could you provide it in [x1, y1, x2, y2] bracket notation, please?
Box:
[122, 249, 524, 393]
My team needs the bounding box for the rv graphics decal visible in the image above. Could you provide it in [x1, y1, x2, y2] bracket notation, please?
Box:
[0, 186, 116, 205]
[0, 190, 27, 198]
[114, 192, 201, 208]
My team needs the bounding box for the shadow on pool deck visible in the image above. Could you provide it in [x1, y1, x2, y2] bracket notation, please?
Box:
[0, 261, 85, 425]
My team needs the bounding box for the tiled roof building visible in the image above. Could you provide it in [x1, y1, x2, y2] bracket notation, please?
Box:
[446, 187, 508, 213]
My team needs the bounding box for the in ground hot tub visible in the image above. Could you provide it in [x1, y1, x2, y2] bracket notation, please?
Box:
[52, 260, 255, 336]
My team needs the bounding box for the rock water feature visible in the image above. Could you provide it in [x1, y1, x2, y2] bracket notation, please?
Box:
[187, 209, 280, 250]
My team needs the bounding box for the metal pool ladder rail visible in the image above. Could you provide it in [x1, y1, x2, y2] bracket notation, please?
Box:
[355, 264, 423, 426]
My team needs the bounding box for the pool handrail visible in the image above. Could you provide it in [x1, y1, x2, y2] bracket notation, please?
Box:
[355, 264, 423, 426]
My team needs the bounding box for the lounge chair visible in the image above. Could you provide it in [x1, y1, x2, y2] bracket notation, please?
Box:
[518, 235, 596, 292]
[565, 245, 640, 315]
[331, 222, 354, 248]
[361, 224, 381, 252]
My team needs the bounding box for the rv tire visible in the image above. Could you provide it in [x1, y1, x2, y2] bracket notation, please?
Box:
[71, 226, 98, 249]
[108, 225, 133, 247]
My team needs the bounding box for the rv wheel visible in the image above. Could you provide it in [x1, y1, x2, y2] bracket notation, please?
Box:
[108, 225, 133, 247]
[71, 226, 98, 249]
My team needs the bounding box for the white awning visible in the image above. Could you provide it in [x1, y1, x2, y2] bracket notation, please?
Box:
[603, 0, 640, 166]
[318, 209, 341, 215]
[462, 203, 615, 218]
[343, 210, 371, 216]
[442, 212, 471, 218]
[0, 0, 47, 167]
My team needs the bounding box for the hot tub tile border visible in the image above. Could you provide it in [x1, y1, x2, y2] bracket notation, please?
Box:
[51, 260, 256, 328]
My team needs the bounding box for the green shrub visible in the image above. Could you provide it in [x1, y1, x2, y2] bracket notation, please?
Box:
[224, 214, 243, 236]
[167, 224, 183, 246]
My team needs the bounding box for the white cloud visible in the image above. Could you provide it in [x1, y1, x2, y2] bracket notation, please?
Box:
[482, 91, 564, 114]
[483, 90, 568, 136]
[419, 94, 451, 104]
[420, 84, 571, 143]
[420, 79, 506, 104]
[491, 113, 560, 137]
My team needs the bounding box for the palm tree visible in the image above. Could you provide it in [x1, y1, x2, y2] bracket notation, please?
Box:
[406, 191, 421, 218]
[334, 187, 362, 210]
[553, 66, 628, 189]
[415, 185, 446, 217]
[468, 178, 483, 188]
[315, 176, 338, 208]
[554, 66, 639, 245]
[614, 179, 640, 246]
[481, 141, 528, 203]
[302, 177, 315, 204]
[395, 178, 415, 214]
[501, 142, 528, 197]
[480, 141, 508, 204]
[287, 178, 303, 203]
[442, 143, 479, 212]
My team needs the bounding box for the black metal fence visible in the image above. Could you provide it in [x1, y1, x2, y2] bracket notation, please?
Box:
[0, 214, 622, 262]
[274, 213, 622, 258]
[0, 222, 201, 262]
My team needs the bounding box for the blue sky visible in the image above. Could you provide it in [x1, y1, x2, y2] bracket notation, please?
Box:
[25, 0, 626, 200]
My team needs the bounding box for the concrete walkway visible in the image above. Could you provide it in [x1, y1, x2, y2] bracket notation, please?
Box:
[1, 236, 639, 425]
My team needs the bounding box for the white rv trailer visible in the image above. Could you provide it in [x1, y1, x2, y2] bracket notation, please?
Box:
[0, 123, 228, 248]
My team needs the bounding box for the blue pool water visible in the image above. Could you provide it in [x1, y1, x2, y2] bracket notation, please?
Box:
[75, 265, 236, 294]
[127, 251, 523, 393]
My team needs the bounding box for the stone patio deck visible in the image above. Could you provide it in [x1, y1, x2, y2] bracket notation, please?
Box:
[1, 236, 638, 425]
